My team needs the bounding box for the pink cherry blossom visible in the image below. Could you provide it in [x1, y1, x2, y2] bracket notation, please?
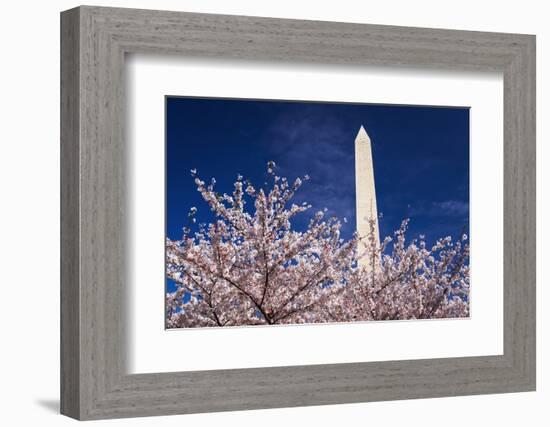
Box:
[166, 163, 469, 328]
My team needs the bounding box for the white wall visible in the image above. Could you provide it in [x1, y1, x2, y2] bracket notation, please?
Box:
[0, 0, 546, 425]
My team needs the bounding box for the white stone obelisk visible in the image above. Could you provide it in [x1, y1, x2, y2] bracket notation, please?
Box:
[355, 125, 380, 269]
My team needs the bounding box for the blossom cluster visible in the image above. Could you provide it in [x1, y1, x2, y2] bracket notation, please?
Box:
[166, 163, 469, 328]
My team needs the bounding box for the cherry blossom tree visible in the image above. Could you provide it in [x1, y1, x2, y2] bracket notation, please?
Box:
[166, 162, 469, 328]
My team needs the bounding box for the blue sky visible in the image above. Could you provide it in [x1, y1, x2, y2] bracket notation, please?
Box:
[166, 96, 469, 249]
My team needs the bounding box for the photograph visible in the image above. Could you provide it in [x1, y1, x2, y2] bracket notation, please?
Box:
[165, 97, 471, 328]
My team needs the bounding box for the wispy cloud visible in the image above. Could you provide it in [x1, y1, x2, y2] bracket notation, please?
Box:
[262, 107, 357, 235]
[408, 199, 469, 219]
[431, 200, 469, 217]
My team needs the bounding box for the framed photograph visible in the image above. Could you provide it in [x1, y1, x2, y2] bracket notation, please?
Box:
[61, 6, 536, 420]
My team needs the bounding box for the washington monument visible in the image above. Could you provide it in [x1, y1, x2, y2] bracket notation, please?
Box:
[355, 125, 380, 269]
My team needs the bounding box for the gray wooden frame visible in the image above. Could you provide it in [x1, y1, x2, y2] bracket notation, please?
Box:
[60, 5, 536, 420]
